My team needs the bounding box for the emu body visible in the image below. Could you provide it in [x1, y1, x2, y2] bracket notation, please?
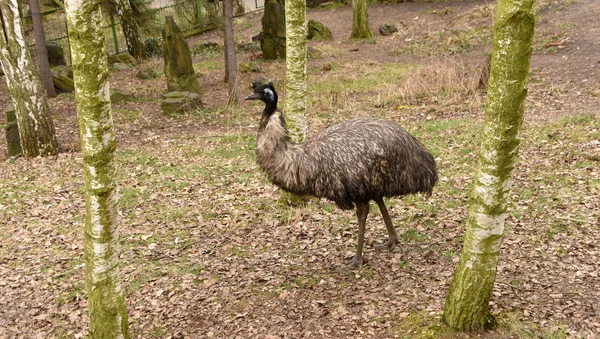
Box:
[246, 83, 438, 268]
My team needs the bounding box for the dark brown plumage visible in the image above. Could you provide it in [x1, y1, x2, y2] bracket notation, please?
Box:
[246, 82, 438, 268]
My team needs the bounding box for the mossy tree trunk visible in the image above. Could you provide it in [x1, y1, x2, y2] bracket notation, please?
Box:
[0, 0, 59, 157]
[29, 0, 56, 97]
[261, 0, 286, 60]
[223, 0, 238, 104]
[350, 0, 371, 39]
[284, 0, 306, 143]
[115, 0, 145, 60]
[442, 0, 536, 332]
[65, 0, 130, 336]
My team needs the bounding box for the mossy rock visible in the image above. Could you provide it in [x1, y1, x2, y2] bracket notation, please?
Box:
[161, 91, 203, 114]
[110, 88, 135, 103]
[5, 104, 22, 156]
[379, 24, 399, 36]
[46, 42, 66, 66]
[307, 20, 333, 40]
[135, 66, 157, 80]
[107, 53, 136, 66]
[51, 70, 74, 93]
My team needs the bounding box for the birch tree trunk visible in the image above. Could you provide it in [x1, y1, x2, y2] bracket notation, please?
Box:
[64, 0, 130, 336]
[350, 0, 371, 39]
[284, 0, 307, 143]
[0, 0, 59, 157]
[29, 0, 56, 97]
[442, 0, 536, 332]
[116, 0, 145, 60]
[223, 0, 238, 104]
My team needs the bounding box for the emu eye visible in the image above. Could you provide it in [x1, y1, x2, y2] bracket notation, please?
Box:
[264, 88, 274, 100]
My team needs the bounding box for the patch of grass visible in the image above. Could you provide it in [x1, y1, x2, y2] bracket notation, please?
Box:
[392, 26, 492, 57]
[533, 31, 566, 53]
[400, 229, 427, 243]
[193, 59, 222, 71]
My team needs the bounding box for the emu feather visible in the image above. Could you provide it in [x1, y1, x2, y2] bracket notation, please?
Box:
[246, 82, 438, 268]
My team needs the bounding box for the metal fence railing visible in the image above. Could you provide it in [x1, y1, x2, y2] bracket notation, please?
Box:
[23, 0, 264, 65]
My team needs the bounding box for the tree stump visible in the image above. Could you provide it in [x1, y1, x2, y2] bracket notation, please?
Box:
[5, 104, 22, 156]
[162, 16, 203, 95]
[261, 0, 286, 60]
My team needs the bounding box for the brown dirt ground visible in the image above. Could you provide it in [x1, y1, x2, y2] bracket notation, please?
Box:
[0, 0, 599, 338]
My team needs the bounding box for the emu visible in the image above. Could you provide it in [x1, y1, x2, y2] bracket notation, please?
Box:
[245, 82, 438, 268]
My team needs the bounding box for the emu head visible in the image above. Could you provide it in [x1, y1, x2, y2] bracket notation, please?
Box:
[245, 82, 278, 110]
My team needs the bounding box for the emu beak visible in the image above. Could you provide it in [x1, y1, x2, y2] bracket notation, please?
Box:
[245, 93, 260, 100]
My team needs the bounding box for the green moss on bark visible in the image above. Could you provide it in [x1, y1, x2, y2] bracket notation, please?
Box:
[65, 0, 130, 336]
[350, 0, 372, 39]
[285, 0, 307, 143]
[443, 0, 536, 333]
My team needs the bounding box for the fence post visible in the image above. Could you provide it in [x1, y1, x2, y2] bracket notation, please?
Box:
[109, 12, 119, 54]
[195, 0, 203, 26]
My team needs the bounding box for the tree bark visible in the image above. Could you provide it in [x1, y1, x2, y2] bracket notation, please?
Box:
[442, 0, 536, 332]
[29, 0, 56, 97]
[223, 0, 238, 105]
[261, 0, 286, 60]
[0, 0, 59, 157]
[350, 0, 371, 39]
[64, 0, 131, 336]
[115, 0, 145, 60]
[284, 0, 307, 142]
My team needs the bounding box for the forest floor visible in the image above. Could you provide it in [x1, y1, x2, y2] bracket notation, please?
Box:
[1, 0, 599, 337]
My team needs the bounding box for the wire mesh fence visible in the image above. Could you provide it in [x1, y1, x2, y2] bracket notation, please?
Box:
[22, 0, 264, 65]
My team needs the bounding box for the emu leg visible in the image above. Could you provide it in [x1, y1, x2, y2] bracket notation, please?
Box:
[374, 198, 399, 250]
[346, 202, 369, 269]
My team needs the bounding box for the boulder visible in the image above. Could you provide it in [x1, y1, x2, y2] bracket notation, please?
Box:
[110, 88, 135, 103]
[162, 17, 203, 95]
[161, 91, 203, 114]
[379, 24, 399, 36]
[307, 20, 333, 40]
[46, 42, 66, 66]
[51, 70, 74, 93]
[135, 66, 157, 80]
[107, 53, 136, 66]
[4, 104, 22, 156]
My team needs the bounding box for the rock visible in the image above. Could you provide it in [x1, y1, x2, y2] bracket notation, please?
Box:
[135, 66, 157, 80]
[51, 70, 74, 93]
[161, 91, 203, 114]
[111, 62, 134, 71]
[5, 104, 22, 156]
[307, 20, 333, 40]
[107, 53, 136, 66]
[110, 88, 135, 103]
[379, 24, 399, 36]
[144, 38, 163, 58]
[162, 16, 203, 95]
[239, 62, 262, 73]
[46, 42, 65, 66]
[191, 42, 221, 55]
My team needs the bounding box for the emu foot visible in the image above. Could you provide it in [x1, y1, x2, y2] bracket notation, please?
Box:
[343, 255, 365, 270]
[374, 238, 399, 250]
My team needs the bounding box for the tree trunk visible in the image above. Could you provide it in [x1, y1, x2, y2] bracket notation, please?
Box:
[350, 0, 371, 39]
[284, 0, 307, 142]
[223, 0, 238, 105]
[442, 0, 536, 332]
[0, 0, 59, 157]
[29, 0, 56, 97]
[64, 0, 131, 336]
[261, 0, 286, 60]
[116, 0, 145, 60]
